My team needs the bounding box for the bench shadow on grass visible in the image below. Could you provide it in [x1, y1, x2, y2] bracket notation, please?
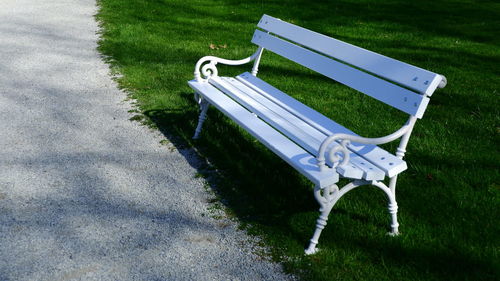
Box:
[143, 93, 317, 241]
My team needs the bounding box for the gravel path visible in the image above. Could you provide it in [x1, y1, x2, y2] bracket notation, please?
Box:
[0, 1, 293, 280]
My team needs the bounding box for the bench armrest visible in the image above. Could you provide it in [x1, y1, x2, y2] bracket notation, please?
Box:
[317, 118, 417, 171]
[194, 49, 262, 82]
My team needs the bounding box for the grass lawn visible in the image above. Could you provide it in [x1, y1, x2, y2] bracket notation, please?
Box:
[96, 0, 499, 280]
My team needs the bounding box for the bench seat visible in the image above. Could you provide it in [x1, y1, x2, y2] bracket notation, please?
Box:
[189, 71, 407, 186]
[188, 78, 339, 188]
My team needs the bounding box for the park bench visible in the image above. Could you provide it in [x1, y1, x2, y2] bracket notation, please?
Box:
[188, 15, 447, 254]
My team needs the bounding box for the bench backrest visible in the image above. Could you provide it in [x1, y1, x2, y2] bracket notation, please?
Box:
[251, 15, 446, 119]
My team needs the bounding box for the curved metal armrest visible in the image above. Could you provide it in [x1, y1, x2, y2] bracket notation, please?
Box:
[194, 50, 261, 82]
[317, 118, 416, 171]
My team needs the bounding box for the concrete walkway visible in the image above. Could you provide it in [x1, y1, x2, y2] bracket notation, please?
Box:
[0, 1, 292, 280]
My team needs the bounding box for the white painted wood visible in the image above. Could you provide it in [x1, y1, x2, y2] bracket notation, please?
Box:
[257, 14, 445, 96]
[188, 80, 339, 187]
[219, 76, 386, 180]
[251, 30, 430, 118]
[347, 142, 407, 178]
[219, 77, 368, 179]
[236, 72, 406, 177]
[212, 76, 385, 180]
[209, 77, 323, 152]
[337, 153, 381, 181]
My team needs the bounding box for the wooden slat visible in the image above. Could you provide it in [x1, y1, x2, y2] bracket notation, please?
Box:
[210, 77, 322, 154]
[251, 30, 430, 118]
[212, 76, 385, 180]
[188, 80, 339, 187]
[257, 14, 444, 96]
[215, 77, 367, 179]
[236, 72, 407, 178]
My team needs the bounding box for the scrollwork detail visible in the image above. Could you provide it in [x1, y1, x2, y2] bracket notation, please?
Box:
[327, 139, 350, 168]
[193, 51, 262, 82]
[317, 137, 350, 171]
[314, 184, 339, 211]
[200, 61, 218, 80]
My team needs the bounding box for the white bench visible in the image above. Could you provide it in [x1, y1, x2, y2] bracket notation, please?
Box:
[188, 15, 447, 254]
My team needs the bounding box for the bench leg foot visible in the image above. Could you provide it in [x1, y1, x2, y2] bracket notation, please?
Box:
[305, 212, 329, 255]
[193, 99, 209, 139]
[388, 176, 400, 236]
[305, 241, 319, 255]
[388, 202, 400, 236]
[305, 184, 339, 255]
[371, 180, 401, 236]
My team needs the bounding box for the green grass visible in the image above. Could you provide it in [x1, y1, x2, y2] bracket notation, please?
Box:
[96, 0, 499, 280]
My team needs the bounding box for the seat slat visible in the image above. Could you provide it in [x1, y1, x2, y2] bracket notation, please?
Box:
[257, 14, 444, 96]
[213, 76, 385, 180]
[236, 72, 407, 177]
[216, 77, 369, 179]
[210, 77, 323, 154]
[220, 76, 387, 180]
[188, 80, 338, 187]
[251, 30, 430, 118]
[217, 77, 326, 148]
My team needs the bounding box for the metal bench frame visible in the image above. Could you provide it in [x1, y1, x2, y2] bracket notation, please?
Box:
[188, 15, 447, 254]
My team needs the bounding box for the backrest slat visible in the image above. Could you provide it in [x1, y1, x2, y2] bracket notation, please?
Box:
[251, 30, 430, 118]
[257, 15, 443, 96]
